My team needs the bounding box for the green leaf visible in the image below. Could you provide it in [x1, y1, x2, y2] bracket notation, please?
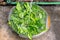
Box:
[8, 2, 47, 40]
[16, 2, 21, 11]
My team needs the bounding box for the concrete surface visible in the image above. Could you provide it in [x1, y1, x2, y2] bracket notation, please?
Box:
[0, 6, 60, 40]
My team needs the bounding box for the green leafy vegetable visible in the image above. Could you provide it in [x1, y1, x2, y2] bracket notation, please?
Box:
[8, 2, 47, 40]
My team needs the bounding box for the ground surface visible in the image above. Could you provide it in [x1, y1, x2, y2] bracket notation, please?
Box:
[0, 6, 60, 40]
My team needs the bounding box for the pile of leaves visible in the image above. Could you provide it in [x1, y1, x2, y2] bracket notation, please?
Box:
[8, 2, 47, 40]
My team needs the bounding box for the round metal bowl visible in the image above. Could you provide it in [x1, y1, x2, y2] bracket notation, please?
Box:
[8, 5, 50, 38]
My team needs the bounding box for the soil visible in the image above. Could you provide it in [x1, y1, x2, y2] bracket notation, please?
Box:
[0, 6, 60, 40]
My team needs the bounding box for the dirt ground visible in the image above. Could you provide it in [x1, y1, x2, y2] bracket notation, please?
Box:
[0, 6, 60, 40]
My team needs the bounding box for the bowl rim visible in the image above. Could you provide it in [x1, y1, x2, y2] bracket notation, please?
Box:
[8, 5, 49, 38]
